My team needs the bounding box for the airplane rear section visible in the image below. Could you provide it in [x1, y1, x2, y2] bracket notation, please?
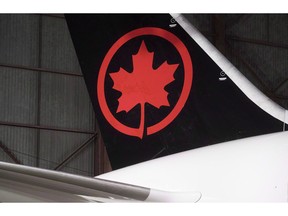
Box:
[97, 131, 288, 202]
[65, 14, 287, 170]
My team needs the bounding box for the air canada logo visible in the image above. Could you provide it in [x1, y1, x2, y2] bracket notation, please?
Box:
[97, 27, 193, 139]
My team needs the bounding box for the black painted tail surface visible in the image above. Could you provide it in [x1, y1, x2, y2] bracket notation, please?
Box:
[65, 14, 283, 169]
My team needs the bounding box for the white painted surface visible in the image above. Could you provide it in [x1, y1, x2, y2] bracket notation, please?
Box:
[98, 131, 288, 202]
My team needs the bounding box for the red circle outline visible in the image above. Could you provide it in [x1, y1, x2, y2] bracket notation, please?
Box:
[97, 27, 193, 138]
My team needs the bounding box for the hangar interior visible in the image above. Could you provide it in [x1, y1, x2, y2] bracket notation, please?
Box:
[0, 14, 287, 177]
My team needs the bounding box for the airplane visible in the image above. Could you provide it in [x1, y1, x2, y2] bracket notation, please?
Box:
[0, 13, 287, 202]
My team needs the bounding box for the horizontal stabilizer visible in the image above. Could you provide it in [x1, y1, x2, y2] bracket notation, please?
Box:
[0, 161, 201, 202]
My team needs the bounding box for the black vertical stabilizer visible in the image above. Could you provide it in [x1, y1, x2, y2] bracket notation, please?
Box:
[65, 14, 283, 169]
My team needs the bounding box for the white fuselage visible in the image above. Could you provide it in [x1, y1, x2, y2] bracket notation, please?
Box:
[98, 131, 288, 202]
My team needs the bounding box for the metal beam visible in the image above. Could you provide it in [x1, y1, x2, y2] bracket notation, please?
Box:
[226, 35, 288, 50]
[212, 15, 226, 55]
[225, 15, 251, 30]
[0, 141, 22, 164]
[94, 121, 104, 176]
[272, 78, 288, 99]
[54, 134, 97, 171]
[226, 41, 288, 101]
[36, 14, 43, 168]
[0, 63, 82, 77]
[0, 121, 96, 134]
[42, 14, 65, 19]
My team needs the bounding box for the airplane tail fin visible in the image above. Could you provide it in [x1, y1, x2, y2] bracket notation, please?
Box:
[65, 14, 287, 170]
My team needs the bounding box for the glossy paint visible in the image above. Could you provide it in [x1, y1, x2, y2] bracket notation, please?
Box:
[98, 131, 288, 202]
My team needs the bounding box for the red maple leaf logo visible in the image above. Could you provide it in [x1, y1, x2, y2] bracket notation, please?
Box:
[109, 41, 179, 139]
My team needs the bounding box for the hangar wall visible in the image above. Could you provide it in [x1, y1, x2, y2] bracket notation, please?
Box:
[0, 14, 111, 177]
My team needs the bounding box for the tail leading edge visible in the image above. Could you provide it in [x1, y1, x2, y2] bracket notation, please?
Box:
[65, 14, 287, 169]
